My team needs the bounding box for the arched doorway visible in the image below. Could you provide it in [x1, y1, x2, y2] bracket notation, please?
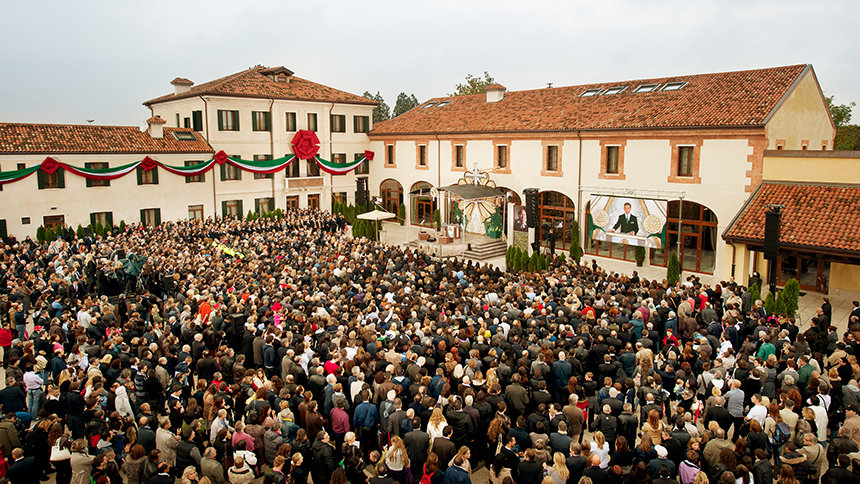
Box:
[537, 190, 576, 251]
[380, 179, 403, 215]
[410, 181, 436, 227]
[650, 200, 718, 273]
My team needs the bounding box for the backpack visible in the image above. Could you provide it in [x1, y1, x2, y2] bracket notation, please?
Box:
[771, 421, 790, 446]
[420, 470, 435, 484]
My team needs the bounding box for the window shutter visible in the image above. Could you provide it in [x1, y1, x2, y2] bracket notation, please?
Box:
[353, 116, 358, 133]
[192, 111, 203, 131]
[140, 209, 146, 225]
[220, 164, 226, 181]
[252, 113, 258, 131]
[137, 166, 143, 185]
[37, 170, 46, 189]
[152, 167, 159, 184]
[57, 168, 65, 188]
[255, 199, 260, 214]
[233, 111, 239, 131]
[265, 112, 271, 131]
[86, 175, 93, 188]
[236, 166, 242, 181]
[90, 213, 96, 227]
[0, 220, 6, 239]
[154, 209, 161, 226]
[237, 200, 244, 216]
[217, 111, 223, 131]
[106, 212, 113, 226]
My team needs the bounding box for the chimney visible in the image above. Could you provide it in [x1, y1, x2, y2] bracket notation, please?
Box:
[485, 83, 506, 103]
[146, 115, 166, 139]
[171, 77, 194, 95]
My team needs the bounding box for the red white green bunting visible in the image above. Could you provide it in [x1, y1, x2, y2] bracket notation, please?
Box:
[314, 150, 374, 175]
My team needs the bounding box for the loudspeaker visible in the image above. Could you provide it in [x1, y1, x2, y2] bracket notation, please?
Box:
[356, 177, 368, 207]
[524, 188, 539, 228]
[764, 210, 780, 260]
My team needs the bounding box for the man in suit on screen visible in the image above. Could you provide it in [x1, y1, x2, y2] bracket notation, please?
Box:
[612, 202, 639, 235]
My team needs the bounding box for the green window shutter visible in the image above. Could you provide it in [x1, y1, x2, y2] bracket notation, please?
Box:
[106, 212, 113, 226]
[233, 111, 239, 130]
[136, 166, 143, 185]
[154, 209, 161, 225]
[237, 200, 244, 215]
[255, 199, 260, 214]
[152, 167, 159, 184]
[217, 111, 223, 130]
[0, 220, 6, 239]
[220, 164, 226, 181]
[353, 116, 358, 133]
[236, 167, 242, 181]
[252, 113, 258, 131]
[86, 172, 93, 188]
[221, 201, 227, 216]
[37, 170, 46, 189]
[265, 112, 271, 131]
[140, 209, 146, 225]
[57, 168, 65, 188]
[90, 213, 96, 227]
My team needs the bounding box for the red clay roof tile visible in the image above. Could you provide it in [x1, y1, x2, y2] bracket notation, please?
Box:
[170, 77, 194, 86]
[0, 123, 213, 154]
[370, 65, 808, 135]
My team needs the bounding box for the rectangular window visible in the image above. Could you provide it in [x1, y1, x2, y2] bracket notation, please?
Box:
[192, 110, 203, 131]
[307, 160, 320, 177]
[217, 110, 240, 131]
[285, 155, 300, 178]
[455, 145, 464, 168]
[176, 113, 180, 127]
[606, 146, 620, 174]
[285, 195, 299, 210]
[386, 144, 395, 165]
[252, 111, 271, 131]
[355, 153, 369, 175]
[183, 117, 191, 129]
[496, 145, 508, 168]
[546, 145, 559, 171]
[140, 208, 161, 226]
[222, 200, 242, 218]
[17, 163, 25, 170]
[85, 162, 110, 187]
[418, 145, 427, 166]
[253, 154, 274, 179]
[90, 212, 113, 227]
[184, 160, 205, 183]
[308, 194, 320, 210]
[353, 115, 370, 133]
[285, 112, 297, 132]
[331, 153, 347, 176]
[220, 162, 242, 181]
[331, 115, 346, 133]
[37, 167, 65, 189]
[136, 166, 159, 185]
[255, 197, 274, 214]
[678, 146, 694, 176]
[188, 204, 204, 220]
[333, 192, 346, 205]
[307, 113, 318, 132]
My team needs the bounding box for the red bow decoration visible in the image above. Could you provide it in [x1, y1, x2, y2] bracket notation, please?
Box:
[140, 156, 158, 171]
[214, 150, 229, 165]
[364, 150, 375, 161]
[41, 157, 61, 175]
[291, 130, 320, 160]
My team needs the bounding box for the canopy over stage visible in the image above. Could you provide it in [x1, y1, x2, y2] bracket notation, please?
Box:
[438, 183, 506, 201]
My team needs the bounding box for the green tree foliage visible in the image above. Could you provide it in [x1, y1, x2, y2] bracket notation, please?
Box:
[826, 95, 855, 127]
[749, 283, 761, 304]
[569, 220, 582, 262]
[781, 278, 800, 318]
[76, 225, 85, 238]
[119, 220, 127, 232]
[36, 226, 46, 243]
[363, 91, 391, 123]
[775, 292, 787, 316]
[450, 71, 495, 96]
[398, 203, 406, 225]
[557, 253, 566, 265]
[835, 125, 860, 150]
[433, 209, 441, 231]
[393, 92, 419, 117]
[667, 250, 681, 285]
[764, 291, 777, 314]
[635, 246, 646, 265]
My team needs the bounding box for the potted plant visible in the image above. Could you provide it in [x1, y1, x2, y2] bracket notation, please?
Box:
[398, 204, 406, 226]
[635, 246, 646, 267]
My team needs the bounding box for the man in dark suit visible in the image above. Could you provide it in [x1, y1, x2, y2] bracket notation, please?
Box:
[149, 462, 174, 484]
[404, 418, 430, 478]
[499, 434, 521, 481]
[704, 397, 732, 431]
[582, 454, 609, 484]
[432, 425, 456, 471]
[137, 416, 157, 453]
[612, 202, 639, 235]
[369, 463, 395, 484]
[6, 448, 38, 484]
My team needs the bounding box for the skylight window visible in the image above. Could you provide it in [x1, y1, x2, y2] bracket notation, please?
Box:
[633, 84, 659, 93]
[435, 101, 451, 107]
[172, 131, 196, 140]
[422, 102, 437, 108]
[580, 88, 602, 97]
[661, 82, 686, 91]
[602, 86, 626, 95]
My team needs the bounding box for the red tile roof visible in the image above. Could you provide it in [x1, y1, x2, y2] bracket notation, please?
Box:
[0, 123, 213, 154]
[370, 64, 809, 136]
[146, 115, 166, 124]
[484, 83, 506, 90]
[145, 66, 376, 106]
[723, 182, 860, 255]
[171, 77, 194, 86]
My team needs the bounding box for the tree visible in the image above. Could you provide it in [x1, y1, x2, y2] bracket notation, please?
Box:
[569, 221, 582, 263]
[36, 226, 46, 243]
[667, 251, 681, 285]
[835, 125, 860, 150]
[450, 72, 495, 96]
[825, 95, 855, 127]
[393, 92, 419, 117]
[781, 278, 800, 318]
[749, 283, 761, 305]
[363, 91, 391, 122]
[398, 203, 406, 225]
[764, 291, 777, 315]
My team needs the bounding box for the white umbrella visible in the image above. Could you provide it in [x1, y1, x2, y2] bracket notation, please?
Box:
[356, 209, 396, 221]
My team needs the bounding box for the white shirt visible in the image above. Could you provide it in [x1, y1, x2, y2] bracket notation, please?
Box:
[746, 404, 767, 425]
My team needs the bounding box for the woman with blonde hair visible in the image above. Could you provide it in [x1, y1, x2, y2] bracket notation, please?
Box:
[589, 431, 610, 469]
[385, 436, 411, 483]
[427, 407, 447, 450]
[545, 452, 570, 484]
[692, 471, 710, 484]
[641, 409, 665, 445]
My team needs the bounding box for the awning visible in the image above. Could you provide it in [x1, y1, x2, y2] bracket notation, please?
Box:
[439, 184, 506, 200]
[356, 209, 397, 221]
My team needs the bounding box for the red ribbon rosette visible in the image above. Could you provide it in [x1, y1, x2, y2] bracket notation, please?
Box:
[41, 157, 61, 174]
[214, 150, 229, 165]
[291, 130, 320, 160]
[140, 156, 158, 171]
[364, 150, 375, 161]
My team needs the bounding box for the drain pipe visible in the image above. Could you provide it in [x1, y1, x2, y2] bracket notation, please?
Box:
[576, 129, 583, 260]
[268, 99, 275, 205]
[198, 95, 216, 218]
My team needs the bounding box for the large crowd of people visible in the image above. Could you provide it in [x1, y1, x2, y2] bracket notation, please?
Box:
[0, 207, 859, 484]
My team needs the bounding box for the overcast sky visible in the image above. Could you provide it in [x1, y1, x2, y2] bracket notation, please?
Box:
[1, 0, 857, 127]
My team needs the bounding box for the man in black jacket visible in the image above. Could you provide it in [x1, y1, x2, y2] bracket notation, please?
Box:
[6, 448, 37, 484]
[311, 431, 336, 484]
[517, 448, 543, 483]
[445, 399, 474, 449]
[404, 418, 430, 477]
[590, 404, 618, 448]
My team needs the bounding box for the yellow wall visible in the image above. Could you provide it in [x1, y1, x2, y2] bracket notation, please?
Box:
[763, 154, 860, 183]
[765, 69, 835, 150]
[831, 262, 860, 298]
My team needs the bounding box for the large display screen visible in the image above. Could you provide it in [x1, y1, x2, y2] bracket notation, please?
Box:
[588, 195, 667, 248]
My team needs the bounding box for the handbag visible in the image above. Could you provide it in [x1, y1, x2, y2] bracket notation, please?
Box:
[50, 438, 71, 461]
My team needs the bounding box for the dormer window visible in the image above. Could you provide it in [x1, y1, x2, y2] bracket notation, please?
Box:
[260, 66, 294, 83]
[276, 75, 287, 83]
[602, 86, 626, 95]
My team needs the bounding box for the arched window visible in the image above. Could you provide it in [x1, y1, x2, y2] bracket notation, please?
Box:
[409, 181, 436, 227]
[537, 190, 576, 251]
[650, 200, 718, 273]
[379, 179, 403, 215]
